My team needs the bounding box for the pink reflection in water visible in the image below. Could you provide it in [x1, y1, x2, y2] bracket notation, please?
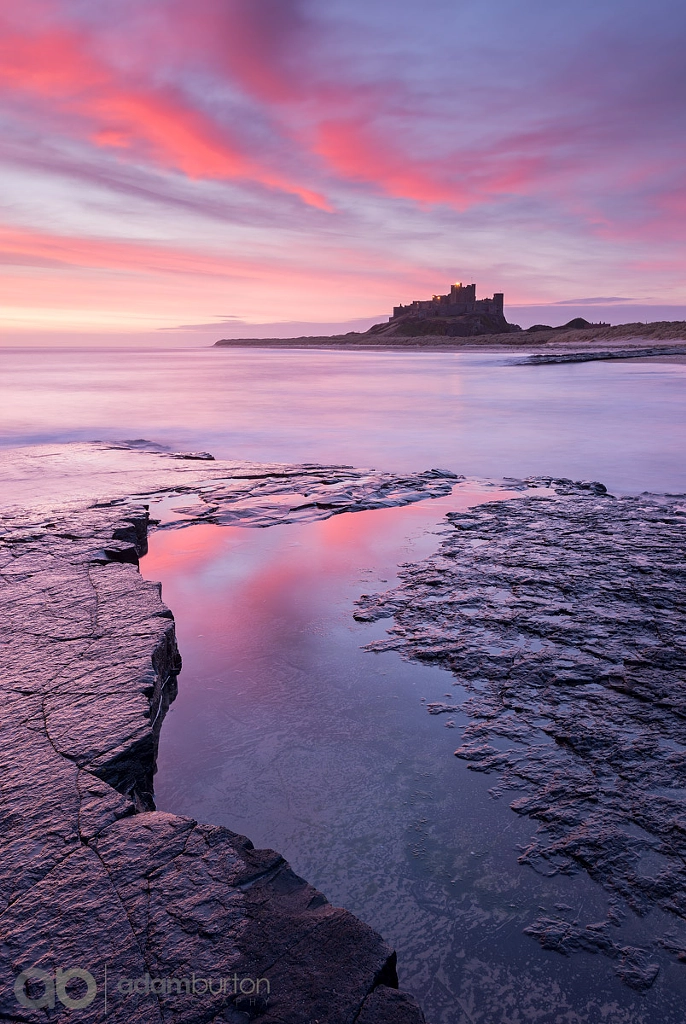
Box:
[141, 485, 665, 1023]
[142, 485, 516, 682]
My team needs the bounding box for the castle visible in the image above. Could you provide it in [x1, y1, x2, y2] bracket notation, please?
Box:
[392, 282, 504, 320]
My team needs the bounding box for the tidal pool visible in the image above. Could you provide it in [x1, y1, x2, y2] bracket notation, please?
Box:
[144, 487, 686, 1024]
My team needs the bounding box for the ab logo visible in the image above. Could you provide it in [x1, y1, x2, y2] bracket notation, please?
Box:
[14, 966, 98, 1010]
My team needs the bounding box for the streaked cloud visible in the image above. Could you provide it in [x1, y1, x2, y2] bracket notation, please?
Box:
[0, 0, 684, 335]
[553, 297, 636, 306]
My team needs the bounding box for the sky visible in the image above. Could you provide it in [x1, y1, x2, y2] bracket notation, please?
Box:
[1, 0, 685, 341]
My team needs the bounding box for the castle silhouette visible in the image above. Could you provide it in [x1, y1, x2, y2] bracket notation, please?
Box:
[392, 282, 504, 320]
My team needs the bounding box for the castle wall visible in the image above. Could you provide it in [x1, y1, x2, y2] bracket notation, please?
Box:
[392, 284, 504, 320]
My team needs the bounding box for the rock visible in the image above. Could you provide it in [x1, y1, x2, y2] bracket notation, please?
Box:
[366, 312, 521, 337]
[524, 916, 660, 991]
[356, 481, 686, 984]
[426, 702, 460, 715]
[0, 441, 458, 528]
[171, 451, 215, 460]
[0, 444, 429, 1023]
[522, 345, 686, 365]
[357, 985, 427, 1023]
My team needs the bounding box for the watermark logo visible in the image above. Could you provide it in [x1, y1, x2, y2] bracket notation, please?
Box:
[13, 966, 269, 1013]
[14, 967, 97, 1010]
[115, 973, 270, 998]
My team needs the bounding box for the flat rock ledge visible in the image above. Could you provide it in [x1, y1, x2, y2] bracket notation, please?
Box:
[355, 479, 686, 992]
[520, 344, 686, 365]
[0, 445, 435, 1023]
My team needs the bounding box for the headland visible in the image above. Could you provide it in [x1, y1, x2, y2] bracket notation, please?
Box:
[214, 282, 686, 356]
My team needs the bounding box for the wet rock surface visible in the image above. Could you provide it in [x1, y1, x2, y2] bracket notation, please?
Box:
[521, 344, 686, 364]
[0, 444, 430, 1023]
[523, 915, 661, 991]
[355, 479, 686, 990]
[0, 441, 457, 525]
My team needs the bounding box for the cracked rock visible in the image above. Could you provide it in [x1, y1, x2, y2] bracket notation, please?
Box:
[0, 444, 428, 1023]
[356, 482, 686, 986]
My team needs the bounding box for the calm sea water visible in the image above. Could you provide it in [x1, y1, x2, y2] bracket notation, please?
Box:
[3, 345, 686, 1022]
[1, 345, 685, 492]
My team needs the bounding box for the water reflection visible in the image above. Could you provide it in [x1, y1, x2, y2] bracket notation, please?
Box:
[144, 491, 685, 1024]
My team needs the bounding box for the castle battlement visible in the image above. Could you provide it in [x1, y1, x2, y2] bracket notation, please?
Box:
[392, 282, 504, 320]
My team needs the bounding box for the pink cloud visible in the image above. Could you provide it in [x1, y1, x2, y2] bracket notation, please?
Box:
[0, 224, 426, 297]
[0, 0, 683, 333]
[4, 0, 677, 231]
[313, 117, 557, 210]
[0, 2, 329, 208]
[0, 224, 311, 280]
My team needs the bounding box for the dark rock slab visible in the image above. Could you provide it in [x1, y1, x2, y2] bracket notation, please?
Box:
[521, 344, 686, 364]
[356, 986, 430, 1023]
[0, 445, 428, 1023]
[355, 478, 686, 988]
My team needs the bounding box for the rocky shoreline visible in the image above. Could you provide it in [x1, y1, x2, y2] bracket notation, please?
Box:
[520, 345, 686, 365]
[0, 444, 448, 1023]
[5, 443, 686, 1015]
[354, 478, 686, 993]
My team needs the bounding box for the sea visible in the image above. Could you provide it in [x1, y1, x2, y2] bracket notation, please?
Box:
[2, 344, 685, 1023]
